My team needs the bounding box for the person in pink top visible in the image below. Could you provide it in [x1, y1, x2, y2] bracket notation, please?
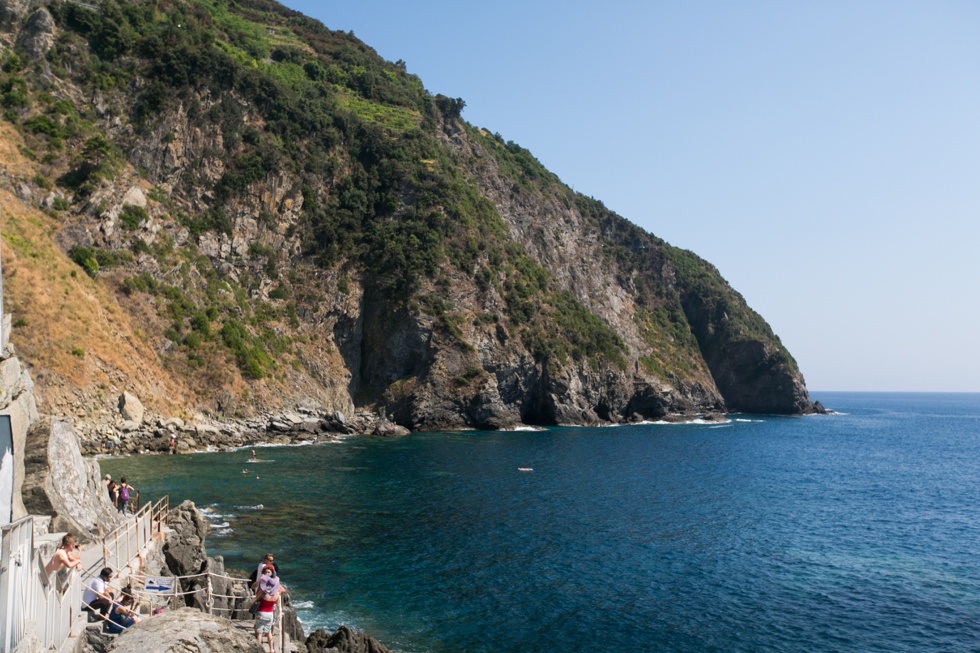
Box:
[253, 566, 281, 653]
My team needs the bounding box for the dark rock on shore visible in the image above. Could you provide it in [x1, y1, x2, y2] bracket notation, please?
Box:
[306, 625, 393, 653]
[163, 500, 211, 588]
[164, 501, 253, 618]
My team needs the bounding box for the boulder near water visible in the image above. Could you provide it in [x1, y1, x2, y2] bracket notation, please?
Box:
[306, 625, 393, 653]
[118, 392, 146, 424]
[104, 608, 263, 653]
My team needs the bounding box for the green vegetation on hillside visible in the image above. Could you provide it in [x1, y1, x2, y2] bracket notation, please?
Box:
[0, 0, 634, 385]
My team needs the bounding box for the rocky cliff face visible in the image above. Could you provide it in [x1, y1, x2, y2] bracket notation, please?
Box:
[0, 314, 39, 522]
[21, 415, 122, 534]
[0, 0, 818, 435]
[0, 309, 121, 534]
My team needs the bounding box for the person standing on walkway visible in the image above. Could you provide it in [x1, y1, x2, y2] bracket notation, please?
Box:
[44, 533, 82, 576]
[117, 477, 134, 513]
[250, 553, 277, 590]
[253, 566, 281, 653]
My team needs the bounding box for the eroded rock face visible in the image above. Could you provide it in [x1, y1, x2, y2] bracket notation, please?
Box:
[0, 315, 39, 523]
[0, 0, 33, 43]
[16, 7, 54, 60]
[20, 416, 121, 538]
[107, 608, 263, 653]
[163, 500, 210, 582]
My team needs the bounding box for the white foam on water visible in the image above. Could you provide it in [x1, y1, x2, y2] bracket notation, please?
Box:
[199, 505, 238, 534]
[508, 426, 545, 432]
[634, 417, 732, 426]
[294, 608, 366, 635]
[198, 505, 229, 518]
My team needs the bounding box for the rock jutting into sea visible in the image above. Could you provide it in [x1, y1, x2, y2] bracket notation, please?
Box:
[79, 401, 412, 457]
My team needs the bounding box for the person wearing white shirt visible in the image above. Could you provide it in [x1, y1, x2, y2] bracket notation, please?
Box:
[250, 553, 277, 590]
[83, 568, 114, 618]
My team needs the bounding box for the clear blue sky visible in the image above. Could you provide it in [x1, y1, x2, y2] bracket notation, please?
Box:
[282, 1, 980, 393]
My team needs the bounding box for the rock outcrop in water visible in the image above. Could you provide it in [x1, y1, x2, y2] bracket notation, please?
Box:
[306, 625, 394, 653]
[163, 500, 306, 644]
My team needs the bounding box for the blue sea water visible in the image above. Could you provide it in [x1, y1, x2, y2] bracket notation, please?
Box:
[101, 392, 980, 652]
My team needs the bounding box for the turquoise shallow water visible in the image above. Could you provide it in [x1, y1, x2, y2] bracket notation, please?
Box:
[101, 392, 980, 652]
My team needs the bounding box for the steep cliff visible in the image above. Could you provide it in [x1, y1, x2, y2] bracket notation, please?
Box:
[0, 0, 818, 433]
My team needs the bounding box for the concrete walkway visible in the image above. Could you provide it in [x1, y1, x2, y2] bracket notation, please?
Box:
[51, 522, 295, 653]
[52, 519, 170, 653]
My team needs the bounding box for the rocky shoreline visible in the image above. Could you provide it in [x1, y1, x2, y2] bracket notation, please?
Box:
[78, 391, 412, 457]
[76, 390, 747, 458]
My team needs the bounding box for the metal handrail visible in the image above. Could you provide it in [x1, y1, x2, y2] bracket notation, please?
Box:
[0, 497, 171, 653]
[0, 498, 301, 653]
[101, 496, 169, 576]
[0, 515, 82, 652]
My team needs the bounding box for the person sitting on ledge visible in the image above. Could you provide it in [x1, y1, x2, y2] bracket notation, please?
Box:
[82, 568, 115, 619]
[106, 590, 140, 634]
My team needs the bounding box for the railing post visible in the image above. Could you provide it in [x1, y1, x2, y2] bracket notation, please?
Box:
[98, 523, 107, 568]
[205, 574, 213, 615]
